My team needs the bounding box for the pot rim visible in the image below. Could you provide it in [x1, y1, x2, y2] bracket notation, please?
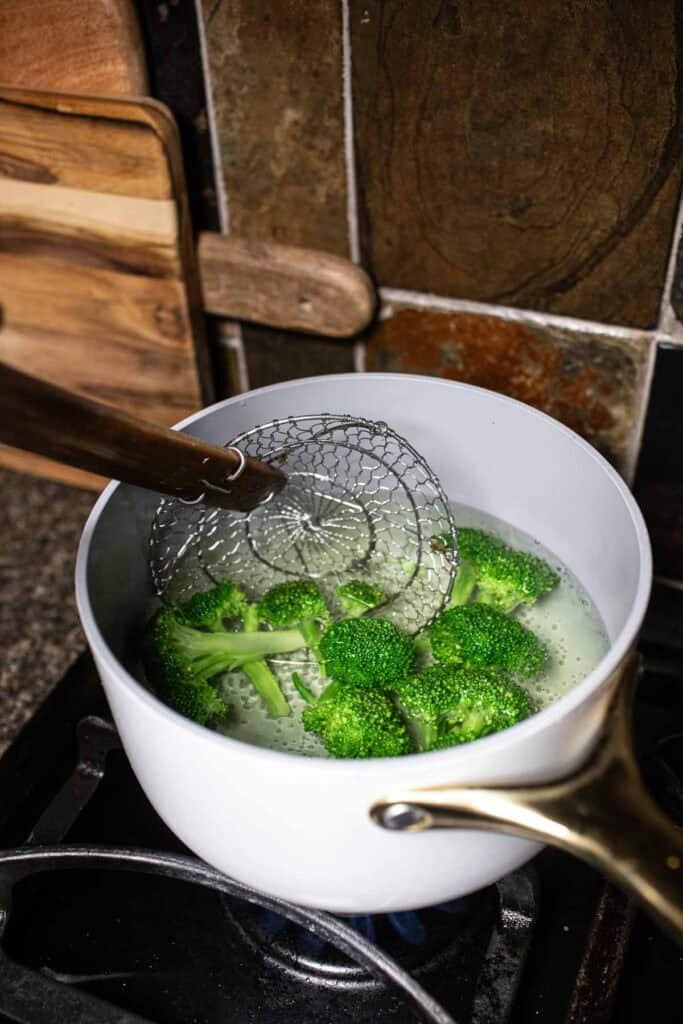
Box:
[75, 372, 653, 774]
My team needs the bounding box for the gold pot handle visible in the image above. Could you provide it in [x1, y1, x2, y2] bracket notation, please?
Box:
[371, 653, 683, 945]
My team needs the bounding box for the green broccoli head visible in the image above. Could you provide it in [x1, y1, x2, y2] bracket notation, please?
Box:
[303, 681, 414, 758]
[258, 579, 329, 667]
[458, 527, 558, 612]
[154, 660, 227, 725]
[258, 580, 329, 628]
[428, 602, 547, 678]
[177, 580, 248, 629]
[394, 664, 531, 750]
[336, 579, 384, 618]
[142, 607, 228, 725]
[319, 617, 415, 687]
[143, 603, 306, 723]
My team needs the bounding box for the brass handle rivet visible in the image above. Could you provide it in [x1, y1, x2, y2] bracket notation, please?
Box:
[376, 803, 428, 831]
[666, 856, 681, 870]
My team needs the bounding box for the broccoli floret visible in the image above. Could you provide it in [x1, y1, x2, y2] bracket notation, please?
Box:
[394, 665, 531, 750]
[259, 580, 328, 668]
[180, 581, 298, 718]
[303, 681, 414, 758]
[458, 527, 559, 612]
[336, 579, 384, 618]
[177, 581, 294, 714]
[319, 617, 415, 687]
[428, 603, 547, 678]
[143, 587, 307, 722]
[142, 616, 228, 725]
[177, 580, 248, 630]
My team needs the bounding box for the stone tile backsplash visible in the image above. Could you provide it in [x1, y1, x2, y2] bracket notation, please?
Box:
[242, 324, 355, 390]
[351, 0, 683, 329]
[189, 1, 683, 577]
[200, 0, 349, 256]
[366, 305, 650, 475]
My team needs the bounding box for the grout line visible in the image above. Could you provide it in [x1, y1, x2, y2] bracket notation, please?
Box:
[217, 319, 250, 390]
[194, 0, 250, 393]
[341, 0, 361, 264]
[621, 333, 658, 486]
[340, 0, 367, 372]
[656, 185, 683, 338]
[221, 325, 249, 397]
[194, 0, 230, 235]
[379, 287, 654, 342]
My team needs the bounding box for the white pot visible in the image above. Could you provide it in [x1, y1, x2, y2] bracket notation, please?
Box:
[75, 373, 651, 914]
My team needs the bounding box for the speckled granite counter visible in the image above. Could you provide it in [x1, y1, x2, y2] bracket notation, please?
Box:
[0, 468, 95, 754]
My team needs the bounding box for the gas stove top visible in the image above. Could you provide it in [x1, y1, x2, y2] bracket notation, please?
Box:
[0, 583, 682, 1023]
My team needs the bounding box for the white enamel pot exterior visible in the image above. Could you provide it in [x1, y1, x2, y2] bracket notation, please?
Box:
[75, 374, 651, 913]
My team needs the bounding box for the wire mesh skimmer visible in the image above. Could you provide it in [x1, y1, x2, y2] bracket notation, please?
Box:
[149, 414, 458, 635]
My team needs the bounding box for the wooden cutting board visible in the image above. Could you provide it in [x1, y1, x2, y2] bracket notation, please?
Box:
[0, 87, 212, 489]
[0, 0, 148, 97]
[0, 2, 374, 489]
[0, 0, 183, 489]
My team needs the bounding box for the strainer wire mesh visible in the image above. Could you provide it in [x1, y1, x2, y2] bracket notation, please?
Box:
[149, 413, 458, 636]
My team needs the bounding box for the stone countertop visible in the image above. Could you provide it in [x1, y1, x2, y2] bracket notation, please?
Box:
[0, 468, 95, 755]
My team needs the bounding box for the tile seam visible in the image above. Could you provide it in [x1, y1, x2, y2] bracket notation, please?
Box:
[657, 182, 683, 339]
[621, 334, 658, 486]
[379, 287, 652, 343]
[194, 0, 230, 236]
[341, 0, 367, 373]
[193, 0, 249, 393]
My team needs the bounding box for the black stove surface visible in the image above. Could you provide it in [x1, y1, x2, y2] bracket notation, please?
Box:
[0, 582, 682, 1023]
[0, 704, 537, 1024]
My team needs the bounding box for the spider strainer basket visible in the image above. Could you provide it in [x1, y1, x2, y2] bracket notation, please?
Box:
[149, 414, 457, 635]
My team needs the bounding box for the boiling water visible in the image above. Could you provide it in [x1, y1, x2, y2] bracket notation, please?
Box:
[211, 502, 609, 757]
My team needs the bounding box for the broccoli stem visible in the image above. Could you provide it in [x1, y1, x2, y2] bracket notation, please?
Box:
[422, 722, 439, 750]
[179, 622, 305, 660]
[402, 715, 438, 753]
[447, 560, 477, 608]
[299, 620, 326, 674]
[292, 671, 317, 704]
[413, 633, 431, 659]
[340, 602, 366, 619]
[242, 660, 291, 718]
[242, 604, 260, 633]
[241, 603, 291, 718]
[445, 705, 488, 736]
